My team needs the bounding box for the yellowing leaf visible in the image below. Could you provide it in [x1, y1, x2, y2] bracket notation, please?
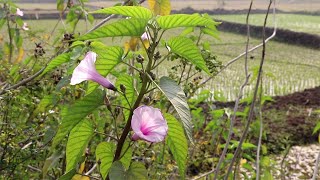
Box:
[142, 39, 150, 49]
[129, 37, 139, 51]
[78, 161, 85, 174]
[148, 0, 171, 16]
[72, 174, 90, 180]
[15, 47, 24, 64]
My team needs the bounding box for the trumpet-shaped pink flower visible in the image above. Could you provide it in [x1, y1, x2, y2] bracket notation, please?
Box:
[70, 51, 116, 91]
[131, 106, 168, 143]
[22, 22, 29, 31]
[16, 8, 23, 16]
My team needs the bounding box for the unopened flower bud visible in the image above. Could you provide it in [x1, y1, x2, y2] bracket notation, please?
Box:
[120, 84, 126, 93]
[136, 54, 144, 63]
[115, 106, 121, 116]
[104, 96, 112, 112]
[148, 72, 156, 80]
[154, 51, 161, 60]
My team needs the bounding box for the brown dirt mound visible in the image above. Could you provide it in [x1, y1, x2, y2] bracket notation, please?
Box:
[268, 86, 320, 109]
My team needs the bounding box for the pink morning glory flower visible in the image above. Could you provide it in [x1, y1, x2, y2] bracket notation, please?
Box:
[141, 32, 150, 41]
[70, 51, 116, 91]
[16, 8, 23, 16]
[22, 22, 29, 31]
[131, 106, 168, 143]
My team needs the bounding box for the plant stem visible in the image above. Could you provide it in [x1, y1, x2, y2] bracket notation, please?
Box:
[113, 26, 158, 163]
[6, 7, 13, 63]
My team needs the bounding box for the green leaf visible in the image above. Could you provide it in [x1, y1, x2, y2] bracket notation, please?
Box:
[66, 120, 94, 172]
[115, 75, 136, 121]
[32, 95, 55, 116]
[313, 121, 320, 134]
[51, 89, 105, 149]
[201, 26, 220, 39]
[95, 141, 132, 179]
[87, 44, 123, 94]
[167, 36, 210, 74]
[59, 169, 77, 180]
[109, 161, 147, 180]
[120, 142, 133, 169]
[56, 0, 64, 12]
[42, 152, 61, 179]
[93, 6, 153, 19]
[78, 18, 148, 40]
[158, 76, 193, 142]
[164, 113, 188, 179]
[157, 14, 218, 30]
[41, 53, 71, 76]
[96, 142, 115, 180]
[148, 0, 171, 16]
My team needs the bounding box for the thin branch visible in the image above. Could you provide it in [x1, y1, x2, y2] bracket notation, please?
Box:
[85, 163, 97, 176]
[199, 2, 277, 87]
[213, 1, 254, 179]
[256, 78, 264, 179]
[224, 1, 273, 178]
[0, 66, 46, 95]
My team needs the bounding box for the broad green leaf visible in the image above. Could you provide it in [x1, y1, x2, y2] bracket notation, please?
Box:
[78, 18, 148, 40]
[95, 141, 132, 179]
[158, 76, 193, 142]
[167, 36, 210, 74]
[116, 75, 136, 121]
[96, 142, 115, 180]
[109, 161, 147, 180]
[93, 6, 153, 19]
[148, 0, 171, 16]
[66, 120, 94, 172]
[52, 89, 105, 149]
[201, 26, 220, 39]
[87, 44, 124, 94]
[164, 113, 188, 179]
[120, 142, 133, 169]
[41, 53, 71, 76]
[157, 14, 218, 30]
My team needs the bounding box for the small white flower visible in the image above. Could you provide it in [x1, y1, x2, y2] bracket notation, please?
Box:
[16, 8, 23, 17]
[22, 22, 29, 31]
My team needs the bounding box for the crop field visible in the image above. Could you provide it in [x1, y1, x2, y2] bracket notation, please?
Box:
[17, 18, 320, 101]
[214, 14, 320, 35]
[17, 0, 320, 12]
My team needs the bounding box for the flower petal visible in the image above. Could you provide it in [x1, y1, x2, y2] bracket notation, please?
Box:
[70, 51, 116, 91]
[131, 106, 168, 143]
[16, 8, 23, 16]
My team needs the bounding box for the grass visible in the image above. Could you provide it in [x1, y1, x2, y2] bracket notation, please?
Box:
[214, 14, 320, 35]
[4, 18, 320, 101]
